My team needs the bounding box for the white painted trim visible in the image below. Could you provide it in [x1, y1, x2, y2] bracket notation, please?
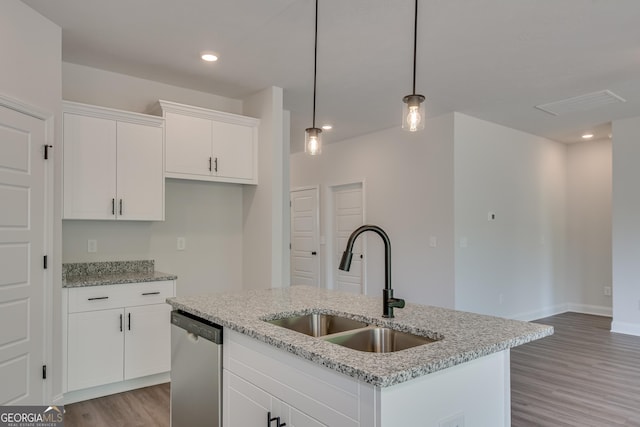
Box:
[63, 100, 164, 127]
[611, 321, 640, 337]
[158, 99, 259, 126]
[566, 303, 612, 317]
[63, 373, 170, 404]
[0, 93, 50, 120]
[509, 304, 568, 321]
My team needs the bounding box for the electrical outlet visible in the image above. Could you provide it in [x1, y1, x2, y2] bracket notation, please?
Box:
[87, 239, 97, 253]
[603, 286, 612, 297]
[439, 414, 465, 427]
[177, 237, 186, 251]
[499, 293, 504, 304]
[488, 211, 496, 221]
[429, 236, 438, 248]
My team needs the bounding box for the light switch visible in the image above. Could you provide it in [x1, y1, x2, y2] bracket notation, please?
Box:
[429, 236, 437, 248]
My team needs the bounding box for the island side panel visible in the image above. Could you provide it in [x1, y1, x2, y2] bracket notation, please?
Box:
[376, 349, 510, 426]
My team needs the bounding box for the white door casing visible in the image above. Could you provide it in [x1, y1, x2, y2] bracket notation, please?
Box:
[333, 183, 364, 294]
[0, 103, 48, 405]
[290, 188, 320, 287]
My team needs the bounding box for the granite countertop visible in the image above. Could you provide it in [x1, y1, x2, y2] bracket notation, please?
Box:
[167, 286, 553, 387]
[63, 260, 177, 288]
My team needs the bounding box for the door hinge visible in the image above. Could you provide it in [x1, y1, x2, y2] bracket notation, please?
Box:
[42, 365, 47, 379]
[43, 145, 53, 160]
[43, 255, 48, 269]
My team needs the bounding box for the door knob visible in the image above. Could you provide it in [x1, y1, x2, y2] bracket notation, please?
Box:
[311, 251, 317, 255]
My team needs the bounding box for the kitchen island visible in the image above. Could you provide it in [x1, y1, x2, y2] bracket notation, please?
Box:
[168, 286, 552, 426]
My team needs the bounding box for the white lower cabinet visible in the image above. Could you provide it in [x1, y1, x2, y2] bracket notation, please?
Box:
[64, 281, 175, 396]
[225, 370, 325, 427]
[224, 329, 512, 427]
[223, 329, 374, 427]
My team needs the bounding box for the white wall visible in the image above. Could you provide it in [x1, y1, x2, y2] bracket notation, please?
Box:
[242, 87, 287, 289]
[290, 115, 456, 309]
[61, 64, 246, 296]
[62, 179, 244, 296]
[1, 0, 63, 402]
[454, 113, 567, 320]
[566, 139, 612, 315]
[63, 62, 242, 115]
[612, 116, 640, 335]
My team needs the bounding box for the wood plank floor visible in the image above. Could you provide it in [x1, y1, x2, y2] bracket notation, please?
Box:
[511, 312, 640, 427]
[63, 312, 640, 426]
[63, 383, 169, 427]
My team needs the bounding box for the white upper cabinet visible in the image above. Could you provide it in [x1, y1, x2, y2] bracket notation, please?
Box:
[63, 101, 164, 221]
[159, 100, 259, 184]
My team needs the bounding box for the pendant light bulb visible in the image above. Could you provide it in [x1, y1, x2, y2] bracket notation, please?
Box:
[402, 0, 426, 132]
[305, 127, 322, 155]
[402, 94, 426, 132]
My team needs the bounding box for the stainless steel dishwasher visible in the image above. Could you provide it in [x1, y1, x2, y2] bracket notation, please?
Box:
[171, 310, 222, 427]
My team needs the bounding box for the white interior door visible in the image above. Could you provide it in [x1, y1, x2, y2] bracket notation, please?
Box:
[290, 188, 320, 287]
[333, 183, 364, 294]
[0, 104, 46, 404]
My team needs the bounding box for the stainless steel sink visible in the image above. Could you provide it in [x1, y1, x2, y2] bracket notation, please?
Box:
[323, 327, 437, 353]
[266, 313, 368, 337]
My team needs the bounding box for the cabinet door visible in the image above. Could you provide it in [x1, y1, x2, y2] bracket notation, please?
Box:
[212, 120, 255, 181]
[165, 112, 212, 176]
[124, 303, 171, 380]
[224, 370, 274, 427]
[67, 309, 124, 391]
[63, 113, 117, 219]
[287, 407, 327, 427]
[116, 122, 164, 220]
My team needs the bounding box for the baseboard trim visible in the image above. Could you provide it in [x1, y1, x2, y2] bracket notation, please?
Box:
[566, 303, 612, 317]
[509, 304, 568, 321]
[63, 372, 170, 405]
[509, 303, 612, 322]
[611, 321, 640, 337]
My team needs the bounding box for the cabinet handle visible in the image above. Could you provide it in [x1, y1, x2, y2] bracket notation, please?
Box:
[128, 312, 131, 331]
[112, 198, 115, 215]
[142, 291, 160, 296]
[119, 314, 123, 332]
[209, 156, 212, 172]
[87, 296, 109, 301]
[267, 412, 286, 427]
[214, 157, 218, 172]
[119, 199, 123, 216]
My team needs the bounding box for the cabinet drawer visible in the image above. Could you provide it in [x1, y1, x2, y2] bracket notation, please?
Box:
[68, 281, 174, 313]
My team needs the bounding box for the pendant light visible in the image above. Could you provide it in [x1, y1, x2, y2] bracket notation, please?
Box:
[402, 0, 425, 132]
[305, 0, 322, 155]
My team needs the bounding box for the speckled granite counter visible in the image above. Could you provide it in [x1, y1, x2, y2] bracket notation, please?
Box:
[63, 260, 177, 288]
[167, 286, 552, 387]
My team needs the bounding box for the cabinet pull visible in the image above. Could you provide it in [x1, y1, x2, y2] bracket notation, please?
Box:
[119, 199, 123, 216]
[142, 291, 160, 296]
[267, 412, 286, 427]
[209, 156, 212, 172]
[119, 314, 123, 332]
[87, 296, 109, 301]
[128, 312, 131, 331]
[214, 157, 218, 172]
[112, 198, 115, 215]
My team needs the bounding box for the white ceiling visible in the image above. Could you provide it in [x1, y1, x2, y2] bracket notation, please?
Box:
[22, 0, 640, 152]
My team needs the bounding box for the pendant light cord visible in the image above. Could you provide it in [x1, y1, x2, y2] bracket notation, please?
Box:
[412, 0, 418, 95]
[312, 0, 319, 128]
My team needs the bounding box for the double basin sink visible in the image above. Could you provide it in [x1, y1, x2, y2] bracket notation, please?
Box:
[266, 313, 439, 353]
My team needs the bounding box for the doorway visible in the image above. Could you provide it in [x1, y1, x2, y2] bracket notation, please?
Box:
[331, 182, 364, 294]
[289, 187, 320, 287]
[0, 99, 51, 404]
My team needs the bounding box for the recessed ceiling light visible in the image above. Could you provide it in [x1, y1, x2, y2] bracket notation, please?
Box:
[321, 124, 333, 130]
[582, 133, 594, 139]
[201, 52, 218, 62]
